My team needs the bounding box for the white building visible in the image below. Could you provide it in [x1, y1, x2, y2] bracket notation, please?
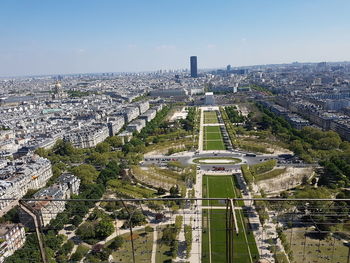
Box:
[20, 173, 80, 227]
[0, 224, 26, 262]
[126, 119, 146, 133]
[108, 116, 125, 136]
[0, 155, 53, 214]
[64, 124, 109, 148]
[137, 101, 150, 115]
[123, 106, 140, 123]
[189, 87, 204, 95]
[150, 88, 188, 97]
[205, 92, 215, 105]
[154, 104, 163, 112]
[140, 109, 157, 122]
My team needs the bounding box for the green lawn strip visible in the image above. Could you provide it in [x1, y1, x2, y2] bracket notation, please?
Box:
[205, 126, 221, 133]
[205, 140, 226, 150]
[201, 174, 259, 261]
[204, 111, 219, 124]
[234, 209, 260, 262]
[202, 208, 259, 263]
[201, 209, 210, 263]
[202, 175, 235, 206]
[201, 209, 259, 263]
[203, 126, 226, 150]
[210, 209, 227, 262]
[249, 159, 277, 175]
[205, 132, 223, 140]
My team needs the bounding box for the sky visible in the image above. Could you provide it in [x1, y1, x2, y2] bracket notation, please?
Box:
[1, 0, 350, 76]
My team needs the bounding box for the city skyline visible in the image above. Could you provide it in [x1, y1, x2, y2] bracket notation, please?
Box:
[1, 0, 350, 77]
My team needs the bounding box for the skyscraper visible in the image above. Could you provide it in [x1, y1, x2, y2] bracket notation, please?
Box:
[190, 56, 197, 78]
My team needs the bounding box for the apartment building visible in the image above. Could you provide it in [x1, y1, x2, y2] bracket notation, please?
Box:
[0, 224, 26, 262]
[0, 155, 52, 214]
[20, 173, 80, 227]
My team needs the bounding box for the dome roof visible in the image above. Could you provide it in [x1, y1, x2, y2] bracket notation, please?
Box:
[54, 82, 62, 89]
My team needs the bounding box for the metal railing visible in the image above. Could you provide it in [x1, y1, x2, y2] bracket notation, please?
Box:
[2, 198, 350, 263]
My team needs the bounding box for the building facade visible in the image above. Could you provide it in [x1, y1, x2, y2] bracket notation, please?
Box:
[0, 224, 26, 262]
[20, 173, 80, 227]
[190, 56, 198, 78]
[0, 155, 53, 214]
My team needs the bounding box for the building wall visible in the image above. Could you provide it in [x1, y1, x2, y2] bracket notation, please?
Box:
[0, 224, 26, 262]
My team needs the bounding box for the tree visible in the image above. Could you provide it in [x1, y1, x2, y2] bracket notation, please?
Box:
[71, 164, 99, 184]
[95, 142, 111, 153]
[4, 234, 42, 263]
[105, 136, 123, 148]
[161, 225, 176, 246]
[53, 139, 75, 156]
[71, 215, 83, 227]
[44, 231, 64, 251]
[108, 236, 124, 250]
[170, 185, 179, 197]
[77, 222, 96, 239]
[87, 152, 108, 167]
[294, 187, 333, 232]
[70, 245, 89, 261]
[316, 137, 341, 150]
[157, 187, 166, 195]
[95, 219, 114, 239]
[34, 147, 48, 158]
[145, 226, 154, 233]
[57, 240, 74, 256]
[301, 175, 309, 185]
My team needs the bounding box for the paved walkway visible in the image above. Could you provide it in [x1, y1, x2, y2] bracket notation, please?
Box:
[235, 172, 276, 262]
[198, 108, 204, 152]
[151, 225, 158, 263]
[188, 170, 203, 263]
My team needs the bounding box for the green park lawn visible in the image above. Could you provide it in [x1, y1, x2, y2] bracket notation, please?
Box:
[285, 227, 349, 263]
[201, 175, 259, 262]
[202, 175, 244, 206]
[110, 229, 153, 263]
[202, 175, 237, 206]
[204, 126, 226, 150]
[204, 111, 219, 124]
[205, 126, 221, 133]
[202, 209, 259, 263]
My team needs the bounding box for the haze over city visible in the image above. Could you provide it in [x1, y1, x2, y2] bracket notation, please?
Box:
[1, 0, 350, 76]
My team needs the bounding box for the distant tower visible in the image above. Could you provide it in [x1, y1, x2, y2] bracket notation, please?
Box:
[226, 64, 231, 71]
[190, 56, 198, 78]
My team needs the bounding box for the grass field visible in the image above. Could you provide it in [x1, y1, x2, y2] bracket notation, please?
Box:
[201, 175, 259, 262]
[110, 229, 153, 263]
[204, 111, 219, 124]
[203, 126, 226, 150]
[202, 209, 259, 263]
[202, 209, 227, 263]
[285, 227, 349, 263]
[155, 225, 179, 263]
[202, 175, 240, 206]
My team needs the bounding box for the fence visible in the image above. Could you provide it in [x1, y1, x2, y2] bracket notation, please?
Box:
[2, 197, 350, 263]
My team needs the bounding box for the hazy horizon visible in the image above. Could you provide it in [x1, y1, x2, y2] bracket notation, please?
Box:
[1, 0, 350, 77]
